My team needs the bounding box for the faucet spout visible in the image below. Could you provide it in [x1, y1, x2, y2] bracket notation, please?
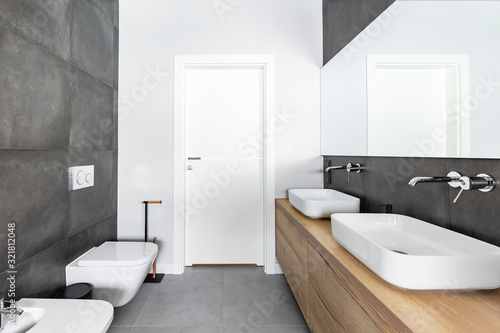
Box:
[0, 298, 23, 332]
[325, 165, 347, 172]
[408, 176, 460, 186]
[0, 308, 23, 316]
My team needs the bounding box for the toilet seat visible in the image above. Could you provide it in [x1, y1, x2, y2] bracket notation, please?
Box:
[78, 241, 158, 267]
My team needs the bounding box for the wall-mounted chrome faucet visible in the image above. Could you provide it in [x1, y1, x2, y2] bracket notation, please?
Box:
[453, 173, 495, 203]
[324, 165, 347, 172]
[0, 298, 23, 332]
[408, 171, 461, 187]
[408, 171, 495, 203]
[325, 163, 364, 181]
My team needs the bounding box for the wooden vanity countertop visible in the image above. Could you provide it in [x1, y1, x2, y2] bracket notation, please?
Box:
[276, 199, 500, 333]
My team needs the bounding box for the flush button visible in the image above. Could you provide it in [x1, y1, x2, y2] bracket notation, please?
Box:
[76, 171, 85, 185]
[68, 165, 94, 191]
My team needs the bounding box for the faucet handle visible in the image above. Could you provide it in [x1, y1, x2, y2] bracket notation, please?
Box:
[446, 171, 462, 187]
[346, 163, 364, 182]
[453, 174, 495, 203]
[453, 188, 465, 203]
[453, 176, 472, 203]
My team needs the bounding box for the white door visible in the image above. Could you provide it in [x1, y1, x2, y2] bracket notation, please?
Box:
[184, 65, 264, 265]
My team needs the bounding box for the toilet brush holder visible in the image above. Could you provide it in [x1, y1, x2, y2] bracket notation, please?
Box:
[142, 200, 165, 283]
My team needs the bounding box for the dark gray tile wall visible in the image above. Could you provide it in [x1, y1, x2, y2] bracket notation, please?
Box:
[323, 0, 395, 64]
[70, 0, 115, 86]
[0, 0, 72, 60]
[324, 156, 500, 247]
[0, 28, 71, 150]
[0, 0, 118, 300]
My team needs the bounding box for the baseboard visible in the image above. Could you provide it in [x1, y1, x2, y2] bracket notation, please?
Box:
[152, 263, 283, 275]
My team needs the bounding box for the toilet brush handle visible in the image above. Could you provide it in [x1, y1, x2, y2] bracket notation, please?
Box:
[142, 201, 162, 242]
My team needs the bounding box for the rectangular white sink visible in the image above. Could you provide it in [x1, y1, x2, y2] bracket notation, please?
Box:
[288, 189, 360, 219]
[331, 213, 500, 290]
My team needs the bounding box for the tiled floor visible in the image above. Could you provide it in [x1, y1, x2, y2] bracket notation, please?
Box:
[108, 267, 309, 333]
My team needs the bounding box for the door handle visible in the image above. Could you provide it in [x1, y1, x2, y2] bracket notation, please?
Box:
[187, 157, 201, 160]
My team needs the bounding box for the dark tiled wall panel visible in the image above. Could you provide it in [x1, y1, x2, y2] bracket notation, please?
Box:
[323, 0, 395, 64]
[0, 151, 69, 272]
[68, 151, 115, 236]
[0, 0, 118, 299]
[70, 0, 115, 86]
[69, 67, 114, 151]
[324, 156, 500, 247]
[0, 28, 71, 150]
[0, 0, 71, 60]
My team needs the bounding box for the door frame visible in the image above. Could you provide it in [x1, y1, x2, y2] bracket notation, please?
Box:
[173, 55, 276, 274]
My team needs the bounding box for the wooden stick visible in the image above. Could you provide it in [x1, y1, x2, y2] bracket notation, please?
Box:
[153, 237, 157, 278]
[142, 201, 162, 204]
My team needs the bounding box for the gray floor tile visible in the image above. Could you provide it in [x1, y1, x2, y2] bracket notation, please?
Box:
[126, 267, 308, 332]
[107, 327, 132, 333]
[131, 327, 221, 333]
[135, 267, 224, 326]
[222, 267, 306, 326]
[112, 283, 156, 325]
[220, 326, 310, 333]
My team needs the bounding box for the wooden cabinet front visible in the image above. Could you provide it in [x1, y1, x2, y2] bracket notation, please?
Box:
[276, 207, 308, 320]
[307, 243, 407, 333]
[276, 229, 308, 319]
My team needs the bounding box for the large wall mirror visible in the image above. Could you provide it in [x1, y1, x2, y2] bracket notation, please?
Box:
[321, 0, 500, 158]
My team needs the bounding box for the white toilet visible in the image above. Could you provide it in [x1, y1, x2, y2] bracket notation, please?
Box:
[66, 241, 158, 307]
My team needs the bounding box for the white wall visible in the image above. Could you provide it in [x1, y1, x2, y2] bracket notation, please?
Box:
[118, 0, 323, 272]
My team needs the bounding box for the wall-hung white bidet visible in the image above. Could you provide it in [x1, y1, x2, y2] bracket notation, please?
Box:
[66, 241, 158, 307]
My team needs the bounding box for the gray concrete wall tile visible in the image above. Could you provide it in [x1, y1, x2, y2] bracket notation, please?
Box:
[70, 0, 114, 86]
[0, 27, 70, 150]
[0, 0, 118, 300]
[112, 150, 118, 212]
[15, 240, 69, 298]
[0, 151, 68, 272]
[0, 0, 71, 60]
[113, 89, 119, 151]
[113, 0, 119, 29]
[324, 156, 368, 211]
[113, 27, 119, 89]
[70, 67, 114, 151]
[68, 214, 117, 262]
[323, 0, 395, 64]
[0, 240, 68, 299]
[447, 158, 500, 247]
[88, 0, 116, 25]
[68, 151, 115, 236]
